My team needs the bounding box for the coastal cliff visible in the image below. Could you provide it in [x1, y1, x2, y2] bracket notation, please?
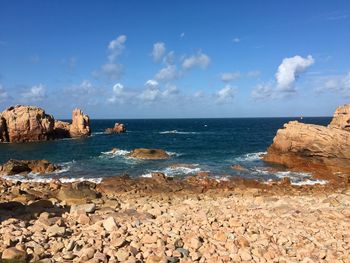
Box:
[0, 105, 91, 143]
[264, 104, 350, 178]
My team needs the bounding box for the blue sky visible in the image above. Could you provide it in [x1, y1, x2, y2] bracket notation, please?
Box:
[0, 0, 349, 118]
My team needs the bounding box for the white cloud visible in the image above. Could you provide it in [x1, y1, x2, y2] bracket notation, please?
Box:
[233, 37, 240, 43]
[155, 65, 178, 82]
[162, 85, 179, 97]
[108, 83, 133, 104]
[180, 32, 185, 38]
[216, 85, 236, 103]
[322, 72, 350, 96]
[0, 85, 9, 102]
[67, 80, 95, 95]
[182, 52, 210, 70]
[220, 72, 240, 82]
[246, 70, 261, 78]
[152, 42, 166, 62]
[275, 55, 314, 92]
[251, 55, 314, 100]
[163, 51, 175, 65]
[108, 35, 127, 62]
[251, 83, 274, 100]
[194, 91, 205, 98]
[21, 84, 46, 102]
[145, 79, 159, 89]
[98, 63, 123, 80]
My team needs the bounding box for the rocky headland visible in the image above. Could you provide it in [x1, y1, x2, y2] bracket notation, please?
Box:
[0, 105, 91, 143]
[264, 104, 350, 182]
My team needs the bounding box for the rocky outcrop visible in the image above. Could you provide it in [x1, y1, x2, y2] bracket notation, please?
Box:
[328, 104, 350, 131]
[128, 148, 170, 160]
[0, 105, 91, 143]
[69, 108, 91, 138]
[105, 123, 126, 134]
[0, 159, 59, 175]
[0, 105, 54, 143]
[264, 104, 350, 178]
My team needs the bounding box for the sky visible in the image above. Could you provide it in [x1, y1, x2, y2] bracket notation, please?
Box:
[0, 0, 350, 119]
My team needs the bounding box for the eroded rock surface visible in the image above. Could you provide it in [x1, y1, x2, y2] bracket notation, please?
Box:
[0, 105, 91, 142]
[0, 105, 54, 143]
[264, 104, 350, 180]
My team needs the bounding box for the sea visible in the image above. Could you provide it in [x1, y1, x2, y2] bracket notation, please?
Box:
[0, 117, 331, 185]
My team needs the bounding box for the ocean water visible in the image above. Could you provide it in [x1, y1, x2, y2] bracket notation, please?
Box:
[0, 117, 331, 185]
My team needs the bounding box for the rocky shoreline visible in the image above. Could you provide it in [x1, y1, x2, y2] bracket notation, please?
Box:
[0, 175, 349, 262]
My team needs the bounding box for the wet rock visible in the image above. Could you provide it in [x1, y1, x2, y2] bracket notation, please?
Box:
[128, 148, 170, 160]
[0, 159, 59, 175]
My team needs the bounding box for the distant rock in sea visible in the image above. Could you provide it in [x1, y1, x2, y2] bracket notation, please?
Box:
[0, 105, 91, 143]
[264, 104, 350, 179]
[128, 148, 170, 159]
[105, 122, 126, 134]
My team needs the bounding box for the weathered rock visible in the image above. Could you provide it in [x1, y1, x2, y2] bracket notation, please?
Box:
[70, 203, 96, 214]
[105, 123, 126, 134]
[128, 148, 170, 160]
[0, 105, 54, 142]
[328, 104, 350, 131]
[264, 105, 350, 178]
[69, 108, 91, 137]
[103, 216, 118, 231]
[56, 182, 98, 204]
[1, 247, 27, 261]
[0, 159, 59, 175]
[0, 105, 91, 143]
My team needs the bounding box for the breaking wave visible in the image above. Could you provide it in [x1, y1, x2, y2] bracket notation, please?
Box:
[159, 130, 198, 135]
[234, 152, 267, 162]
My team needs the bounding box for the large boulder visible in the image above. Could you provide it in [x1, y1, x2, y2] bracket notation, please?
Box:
[0, 159, 59, 175]
[0, 105, 54, 142]
[128, 148, 170, 160]
[264, 104, 350, 178]
[105, 123, 126, 134]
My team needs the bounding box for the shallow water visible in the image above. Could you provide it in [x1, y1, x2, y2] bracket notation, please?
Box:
[0, 117, 331, 184]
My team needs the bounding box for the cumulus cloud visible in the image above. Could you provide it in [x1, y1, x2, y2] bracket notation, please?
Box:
[145, 79, 159, 89]
[163, 51, 175, 65]
[108, 83, 133, 104]
[220, 72, 241, 82]
[275, 55, 314, 92]
[152, 42, 166, 62]
[251, 55, 314, 100]
[155, 65, 178, 82]
[182, 52, 210, 70]
[108, 35, 127, 62]
[21, 84, 46, 102]
[94, 35, 126, 80]
[162, 85, 179, 97]
[66, 80, 95, 95]
[216, 85, 236, 103]
[0, 85, 9, 102]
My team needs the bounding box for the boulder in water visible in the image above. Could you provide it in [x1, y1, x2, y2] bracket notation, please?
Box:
[105, 123, 126, 134]
[128, 148, 170, 159]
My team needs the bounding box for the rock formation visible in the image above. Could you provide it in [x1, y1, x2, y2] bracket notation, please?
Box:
[264, 104, 350, 178]
[0, 105, 91, 143]
[128, 148, 170, 159]
[0, 105, 54, 143]
[0, 159, 59, 175]
[105, 123, 126, 134]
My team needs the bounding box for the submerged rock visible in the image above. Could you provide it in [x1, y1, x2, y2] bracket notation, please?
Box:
[105, 122, 126, 134]
[0, 159, 59, 175]
[128, 148, 170, 159]
[264, 104, 350, 179]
